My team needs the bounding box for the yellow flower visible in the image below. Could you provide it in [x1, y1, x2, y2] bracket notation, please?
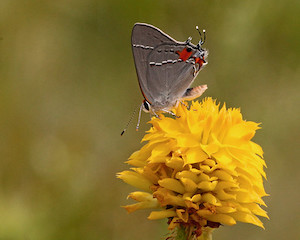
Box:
[118, 98, 268, 239]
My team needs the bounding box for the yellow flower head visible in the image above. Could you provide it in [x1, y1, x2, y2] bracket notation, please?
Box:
[118, 98, 268, 239]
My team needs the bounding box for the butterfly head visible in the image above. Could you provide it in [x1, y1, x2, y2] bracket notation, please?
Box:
[142, 99, 151, 113]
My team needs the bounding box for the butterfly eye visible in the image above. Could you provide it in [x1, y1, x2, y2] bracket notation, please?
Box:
[186, 47, 192, 52]
[143, 100, 151, 112]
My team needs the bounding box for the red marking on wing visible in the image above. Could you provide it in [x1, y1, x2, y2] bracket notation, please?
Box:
[194, 57, 205, 67]
[176, 48, 193, 61]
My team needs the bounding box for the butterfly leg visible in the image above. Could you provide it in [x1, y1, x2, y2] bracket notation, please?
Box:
[151, 110, 161, 119]
[162, 109, 180, 118]
[181, 84, 207, 101]
[180, 101, 189, 109]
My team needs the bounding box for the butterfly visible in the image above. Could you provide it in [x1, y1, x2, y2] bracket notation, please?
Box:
[121, 23, 208, 135]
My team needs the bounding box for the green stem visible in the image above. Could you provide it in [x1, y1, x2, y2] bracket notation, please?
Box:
[174, 226, 213, 240]
[198, 228, 213, 240]
[175, 226, 187, 240]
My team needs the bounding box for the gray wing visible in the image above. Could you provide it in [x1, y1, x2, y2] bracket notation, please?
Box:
[131, 23, 180, 103]
[146, 43, 198, 105]
[131, 23, 200, 106]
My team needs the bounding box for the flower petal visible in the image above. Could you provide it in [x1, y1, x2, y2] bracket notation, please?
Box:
[148, 209, 177, 220]
[158, 178, 185, 194]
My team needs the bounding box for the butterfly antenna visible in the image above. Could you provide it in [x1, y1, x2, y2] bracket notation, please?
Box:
[121, 105, 139, 136]
[136, 103, 143, 132]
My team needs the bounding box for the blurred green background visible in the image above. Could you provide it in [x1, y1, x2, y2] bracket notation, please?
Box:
[0, 0, 299, 239]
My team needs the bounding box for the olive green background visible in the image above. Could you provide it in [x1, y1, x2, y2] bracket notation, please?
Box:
[0, 0, 299, 239]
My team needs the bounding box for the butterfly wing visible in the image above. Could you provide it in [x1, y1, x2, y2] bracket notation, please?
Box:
[132, 23, 205, 108]
[131, 23, 178, 104]
[146, 43, 202, 107]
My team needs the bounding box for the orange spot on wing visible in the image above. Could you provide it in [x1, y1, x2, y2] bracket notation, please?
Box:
[176, 48, 193, 61]
[194, 57, 205, 67]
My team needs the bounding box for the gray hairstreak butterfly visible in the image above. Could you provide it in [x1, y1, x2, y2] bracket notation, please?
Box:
[121, 23, 208, 135]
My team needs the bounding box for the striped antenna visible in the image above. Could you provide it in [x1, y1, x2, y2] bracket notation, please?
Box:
[135, 104, 143, 132]
[121, 104, 140, 136]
